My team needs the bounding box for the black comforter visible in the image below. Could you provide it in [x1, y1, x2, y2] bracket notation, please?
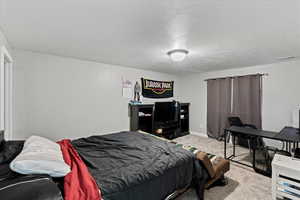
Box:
[71, 131, 207, 200]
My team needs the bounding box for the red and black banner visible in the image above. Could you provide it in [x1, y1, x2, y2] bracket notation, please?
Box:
[141, 78, 174, 98]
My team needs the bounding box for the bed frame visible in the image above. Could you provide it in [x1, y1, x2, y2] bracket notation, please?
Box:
[165, 186, 190, 200]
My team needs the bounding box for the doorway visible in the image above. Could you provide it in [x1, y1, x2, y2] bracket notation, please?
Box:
[0, 46, 13, 140]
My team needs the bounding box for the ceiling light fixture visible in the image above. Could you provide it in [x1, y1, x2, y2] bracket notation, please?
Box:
[167, 49, 189, 62]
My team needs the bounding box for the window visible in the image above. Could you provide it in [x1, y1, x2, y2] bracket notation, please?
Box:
[207, 74, 263, 138]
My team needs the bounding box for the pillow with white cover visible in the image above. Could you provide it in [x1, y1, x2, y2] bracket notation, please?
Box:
[10, 135, 70, 177]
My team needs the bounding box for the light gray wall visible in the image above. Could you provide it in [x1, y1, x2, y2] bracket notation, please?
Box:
[0, 28, 10, 51]
[178, 60, 300, 146]
[13, 46, 300, 147]
[13, 50, 179, 140]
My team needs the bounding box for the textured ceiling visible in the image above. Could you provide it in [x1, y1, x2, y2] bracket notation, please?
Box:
[0, 0, 300, 74]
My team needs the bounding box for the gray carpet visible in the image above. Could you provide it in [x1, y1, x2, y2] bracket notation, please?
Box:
[174, 135, 272, 200]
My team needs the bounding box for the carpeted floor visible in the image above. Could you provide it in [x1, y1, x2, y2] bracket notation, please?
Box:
[173, 134, 272, 200]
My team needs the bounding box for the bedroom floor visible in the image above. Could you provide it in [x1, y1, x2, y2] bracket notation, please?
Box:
[174, 135, 272, 200]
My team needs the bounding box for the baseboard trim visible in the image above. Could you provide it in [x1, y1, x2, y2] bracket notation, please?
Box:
[190, 131, 208, 138]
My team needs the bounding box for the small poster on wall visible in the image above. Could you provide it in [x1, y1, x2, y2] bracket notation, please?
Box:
[141, 78, 174, 98]
[122, 78, 132, 99]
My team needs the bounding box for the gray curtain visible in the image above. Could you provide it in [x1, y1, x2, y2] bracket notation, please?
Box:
[232, 74, 262, 129]
[207, 78, 232, 139]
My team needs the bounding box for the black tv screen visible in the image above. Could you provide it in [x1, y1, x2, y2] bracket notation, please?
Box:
[154, 101, 178, 123]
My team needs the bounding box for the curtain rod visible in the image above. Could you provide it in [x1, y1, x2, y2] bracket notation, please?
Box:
[204, 73, 269, 82]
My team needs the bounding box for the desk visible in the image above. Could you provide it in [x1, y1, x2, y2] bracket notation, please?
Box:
[224, 126, 300, 174]
[277, 127, 300, 152]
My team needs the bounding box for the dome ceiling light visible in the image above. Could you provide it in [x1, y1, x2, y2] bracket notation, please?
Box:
[167, 49, 189, 62]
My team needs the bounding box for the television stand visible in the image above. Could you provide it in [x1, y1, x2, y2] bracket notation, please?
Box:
[128, 103, 190, 139]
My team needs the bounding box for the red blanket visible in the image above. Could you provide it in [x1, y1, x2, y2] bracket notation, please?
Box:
[58, 139, 102, 200]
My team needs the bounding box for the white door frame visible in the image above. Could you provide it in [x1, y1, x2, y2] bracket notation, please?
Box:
[0, 46, 13, 140]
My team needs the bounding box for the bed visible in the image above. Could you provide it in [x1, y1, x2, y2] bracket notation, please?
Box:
[0, 131, 209, 200]
[71, 131, 208, 200]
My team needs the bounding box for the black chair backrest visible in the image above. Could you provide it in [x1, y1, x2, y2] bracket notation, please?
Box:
[228, 117, 244, 127]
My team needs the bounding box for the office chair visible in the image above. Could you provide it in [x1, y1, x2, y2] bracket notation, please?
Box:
[228, 117, 257, 129]
[227, 117, 257, 149]
[227, 117, 282, 176]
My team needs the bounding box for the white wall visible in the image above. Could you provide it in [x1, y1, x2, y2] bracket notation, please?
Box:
[13, 50, 179, 140]
[0, 29, 10, 50]
[13, 47, 300, 147]
[178, 60, 300, 145]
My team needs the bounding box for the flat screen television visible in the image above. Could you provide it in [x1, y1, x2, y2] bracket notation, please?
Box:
[153, 101, 178, 123]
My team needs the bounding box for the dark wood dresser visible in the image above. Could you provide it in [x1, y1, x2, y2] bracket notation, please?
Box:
[128, 103, 190, 139]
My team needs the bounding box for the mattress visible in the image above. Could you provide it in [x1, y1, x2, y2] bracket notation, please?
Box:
[71, 131, 202, 200]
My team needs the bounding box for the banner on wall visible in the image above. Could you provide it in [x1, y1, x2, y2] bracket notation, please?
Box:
[141, 78, 174, 98]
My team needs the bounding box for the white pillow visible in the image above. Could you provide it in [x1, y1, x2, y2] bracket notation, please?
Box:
[10, 135, 70, 177]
